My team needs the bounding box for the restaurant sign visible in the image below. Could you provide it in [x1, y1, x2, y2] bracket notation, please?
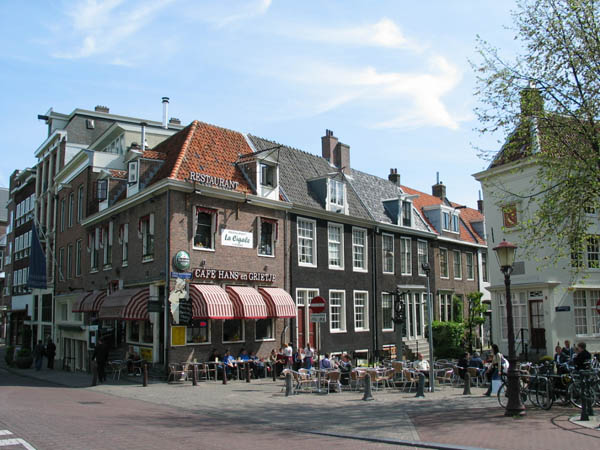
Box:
[189, 171, 239, 191]
[193, 268, 276, 283]
[221, 229, 253, 248]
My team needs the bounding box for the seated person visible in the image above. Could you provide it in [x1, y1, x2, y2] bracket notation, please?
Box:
[457, 352, 469, 379]
[292, 348, 304, 371]
[249, 351, 265, 378]
[238, 349, 250, 361]
[338, 354, 353, 385]
[320, 353, 332, 370]
[573, 342, 592, 371]
[275, 348, 287, 377]
[414, 353, 430, 377]
[468, 352, 485, 377]
[208, 348, 221, 362]
[221, 350, 236, 379]
[126, 347, 141, 375]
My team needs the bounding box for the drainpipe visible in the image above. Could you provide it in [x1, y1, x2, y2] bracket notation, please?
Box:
[284, 210, 291, 347]
[371, 228, 379, 361]
[164, 190, 170, 367]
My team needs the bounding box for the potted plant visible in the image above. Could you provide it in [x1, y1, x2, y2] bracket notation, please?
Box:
[15, 347, 33, 369]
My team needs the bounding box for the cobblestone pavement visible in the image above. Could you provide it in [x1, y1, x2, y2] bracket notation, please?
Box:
[3, 347, 599, 449]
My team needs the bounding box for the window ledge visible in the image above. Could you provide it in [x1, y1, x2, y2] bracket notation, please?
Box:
[193, 247, 216, 252]
[298, 262, 317, 268]
[329, 329, 347, 334]
[222, 340, 246, 344]
[258, 254, 276, 258]
[185, 342, 212, 346]
[255, 338, 276, 342]
[103, 265, 112, 271]
[122, 262, 128, 267]
[142, 256, 154, 263]
[383, 271, 395, 275]
[328, 266, 345, 271]
[90, 269, 99, 274]
[353, 268, 368, 273]
[354, 328, 370, 333]
[382, 328, 395, 333]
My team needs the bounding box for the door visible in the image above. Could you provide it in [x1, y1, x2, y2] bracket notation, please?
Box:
[529, 300, 546, 350]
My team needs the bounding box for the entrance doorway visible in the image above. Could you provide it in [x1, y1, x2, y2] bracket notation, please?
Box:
[529, 299, 546, 350]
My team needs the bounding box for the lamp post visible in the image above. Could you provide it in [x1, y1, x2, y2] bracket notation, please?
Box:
[422, 263, 435, 391]
[493, 239, 525, 417]
[393, 287, 407, 361]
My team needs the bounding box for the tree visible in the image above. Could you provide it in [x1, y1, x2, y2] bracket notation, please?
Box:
[465, 292, 487, 353]
[474, 0, 600, 270]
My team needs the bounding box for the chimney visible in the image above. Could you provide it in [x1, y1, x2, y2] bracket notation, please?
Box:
[169, 117, 181, 125]
[520, 84, 543, 117]
[94, 105, 109, 113]
[321, 129, 337, 162]
[388, 168, 401, 186]
[162, 97, 169, 129]
[477, 190, 484, 213]
[335, 142, 350, 175]
[432, 172, 446, 199]
[140, 122, 147, 151]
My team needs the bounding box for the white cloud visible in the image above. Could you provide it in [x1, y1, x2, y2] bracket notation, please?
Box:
[214, 0, 272, 28]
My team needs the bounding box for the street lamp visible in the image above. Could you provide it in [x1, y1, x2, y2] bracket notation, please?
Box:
[493, 239, 525, 416]
[393, 288, 408, 361]
[422, 262, 435, 391]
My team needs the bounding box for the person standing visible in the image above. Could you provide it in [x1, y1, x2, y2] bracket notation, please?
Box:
[573, 342, 592, 371]
[33, 340, 45, 371]
[284, 342, 293, 368]
[561, 340, 574, 363]
[92, 338, 109, 383]
[484, 344, 503, 396]
[46, 338, 56, 369]
[304, 343, 314, 370]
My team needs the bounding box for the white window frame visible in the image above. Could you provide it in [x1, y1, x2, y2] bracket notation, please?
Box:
[382, 233, 394, 274]
[259, 162, 276, 187]
[327, 179, 345, 213]
[439, 247, 449, 278]
[381, 292, 394, 332]
[573, 290, 600, 336]
[193, 207, 216, 251]
[327, 222, 344, 270]
[77, 185, 84, 223]
[258, 218, 276, 257]
[400, 237, 412, 275]
[417, 240, 428, 276]
[353, 291, 369, 332]
[352, 227, 368, 272]
[122, 224, 129, 267]
[186, 320, 212, 345]
[452, 214, 460, 233]
[141, 214, 154, 262]
[466, 252, 474, 280]
[498, 291, 528, 340]
[442, 211, 450, 230]
[453, 250, 462, 279]
[329, 289, 346, 333]
[255, 318, 276, 342]
[297, 217, 317, 267]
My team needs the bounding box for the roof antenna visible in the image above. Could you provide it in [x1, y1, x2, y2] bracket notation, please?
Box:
[436, 171, 440, 184]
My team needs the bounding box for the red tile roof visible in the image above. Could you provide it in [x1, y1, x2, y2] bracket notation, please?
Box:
[149, 121, 253, 193]
[401, 185, 486, 245]
[142, 150, 166, 160]
[110, 169, 128, 180]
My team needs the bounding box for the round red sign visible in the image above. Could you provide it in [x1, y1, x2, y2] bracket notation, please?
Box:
[310, 296, 327, 313]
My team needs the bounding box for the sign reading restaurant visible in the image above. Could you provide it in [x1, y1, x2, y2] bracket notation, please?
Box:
[193, 268, 276, 283]
[189, 171, 239, 190]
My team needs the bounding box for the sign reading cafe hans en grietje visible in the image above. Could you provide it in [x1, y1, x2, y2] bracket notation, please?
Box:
[189, 171, 239, 190]
[193, 268, 276, 283]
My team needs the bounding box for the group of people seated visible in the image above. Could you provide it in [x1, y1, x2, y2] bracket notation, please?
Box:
[207, 348, 267, 380]
[553, 340, 593, 372]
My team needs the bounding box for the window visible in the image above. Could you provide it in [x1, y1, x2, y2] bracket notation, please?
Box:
[142, 321, 153, 344]
[75, 239, 82, 277]
[90, 229, 99, 272]
[223, 319, 244, 342]
[573, 290, 600, 336]
[255, 319, 275, 340]
[260, 163, 276, 187]
[296, 288, 319, 306]
[442, 212, 450, 230]
[402, 201, 412, 227]
[297, 218, 316, 266]
[328, 223, 344, 269]
[121, 224, 129, 266]
[329, 290, 346, 332]
[194, 207, 215, 249]
[439, 248, 448, 278]
[439, 293, 453, 321]
[259, 218, 276, 256]
[466, 252, 474, 280]
[453, 250, 462, 279]
[186, 319, 211, 344]
[77, 185, 84, 223]
[400, 237, 412, 275]
[140, 214, 154, 260]
[129, 321, 140, 341]
[353, 291, 368, 331]
[41, 294, 52, 322]
[452, 214, 459, 232]
[59, 247, 65, 281]
[328, 179, 345, 211]
[103, 222, 113, 268]
[498, 291, 528, 339]
[60, 198, 66, 232]
[482, 251, 488, 282]
[587, 235, 600, 268]
[382, 233, 394, 274]
[352, 228, 367, 271]
[381, 293, 394, 331]
[417, 240, 428, 275]
[68, 193, 74, 227]
[67, 244, 73, 279]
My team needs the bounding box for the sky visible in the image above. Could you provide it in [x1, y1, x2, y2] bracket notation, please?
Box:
[0, 0, 520, 208]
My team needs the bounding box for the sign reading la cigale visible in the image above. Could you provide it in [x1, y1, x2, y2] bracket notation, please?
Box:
[189, 171, 239, 191]
[221, 229, 252, 248]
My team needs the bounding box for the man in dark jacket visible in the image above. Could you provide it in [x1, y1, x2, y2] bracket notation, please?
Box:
[46, 338, 56, 369]
[92, 339, 109, 383]
[573, 342, 592, 371]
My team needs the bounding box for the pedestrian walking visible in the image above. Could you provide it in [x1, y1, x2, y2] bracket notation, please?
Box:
[33, 340, 45, 371]
[92, 338, 109, 383]
[46, 338, 56, 369]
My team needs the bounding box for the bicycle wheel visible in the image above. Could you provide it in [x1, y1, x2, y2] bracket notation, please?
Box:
[497, 382, 508, 408]
[535, 378, 553, 410]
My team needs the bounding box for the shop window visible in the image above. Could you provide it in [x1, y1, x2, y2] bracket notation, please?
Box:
[223, 319, 244, 342]
[259, 218, 276, 256]
[186, 320, 211, 344]
[255, 319, 274, 341]
[42, 294, 52, 322]
[129, 321, 140, 342]
[142, 321, 153, 344]
[193, 207, 216, 250]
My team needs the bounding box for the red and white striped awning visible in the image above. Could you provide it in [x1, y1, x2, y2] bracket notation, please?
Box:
[74, 290, 107, 313]
[98, 288, 149, 321]
[189, 284, 234, 319]
[226, 286, 268, 319]
[71, 291, 93, 313]
[258, 287, 296, 318]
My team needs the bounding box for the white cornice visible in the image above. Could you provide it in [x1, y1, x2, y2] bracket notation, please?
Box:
[35, 130, 65, 158]
[437, 235, 487, 249]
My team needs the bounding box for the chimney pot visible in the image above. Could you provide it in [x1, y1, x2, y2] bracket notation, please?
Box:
[388, 168, 401, 186]
[432, 181, 446, 199]
[477, 199, 484, 213]
[169, 117, 181, 125]
[162, 97, 169, 129]
[94, 105, 109, 113]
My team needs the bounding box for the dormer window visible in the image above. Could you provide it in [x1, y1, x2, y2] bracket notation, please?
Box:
[452, 214, 460, 233]
[402, 201, 412, 227]
[260, 163, 276, 187]
[442, 210, 460, 233]
[328, 179, 345, 212]
[443, 211, 450, 230]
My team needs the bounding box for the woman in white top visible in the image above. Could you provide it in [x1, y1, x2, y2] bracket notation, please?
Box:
[304, 344, 314, 370]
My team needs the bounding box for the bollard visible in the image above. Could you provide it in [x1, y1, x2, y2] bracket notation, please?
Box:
[463, 372, 471, 395]
[192, 365, 198, 386]
[415, 372, 425, 398]
[272, 363, 277, 382]
[143, 363, 148, 387]
[222, 364, 227, 385]
[285, 371, 294, 397]
[246, 363, 251, 383]
[91, 361, 98, 387]
[362, 373, 374, 401]
[579, 370, 594, 421]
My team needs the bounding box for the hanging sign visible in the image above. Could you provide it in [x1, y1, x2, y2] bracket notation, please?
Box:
[172, 250, 191, 271]
[221, 229, 253, 248]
